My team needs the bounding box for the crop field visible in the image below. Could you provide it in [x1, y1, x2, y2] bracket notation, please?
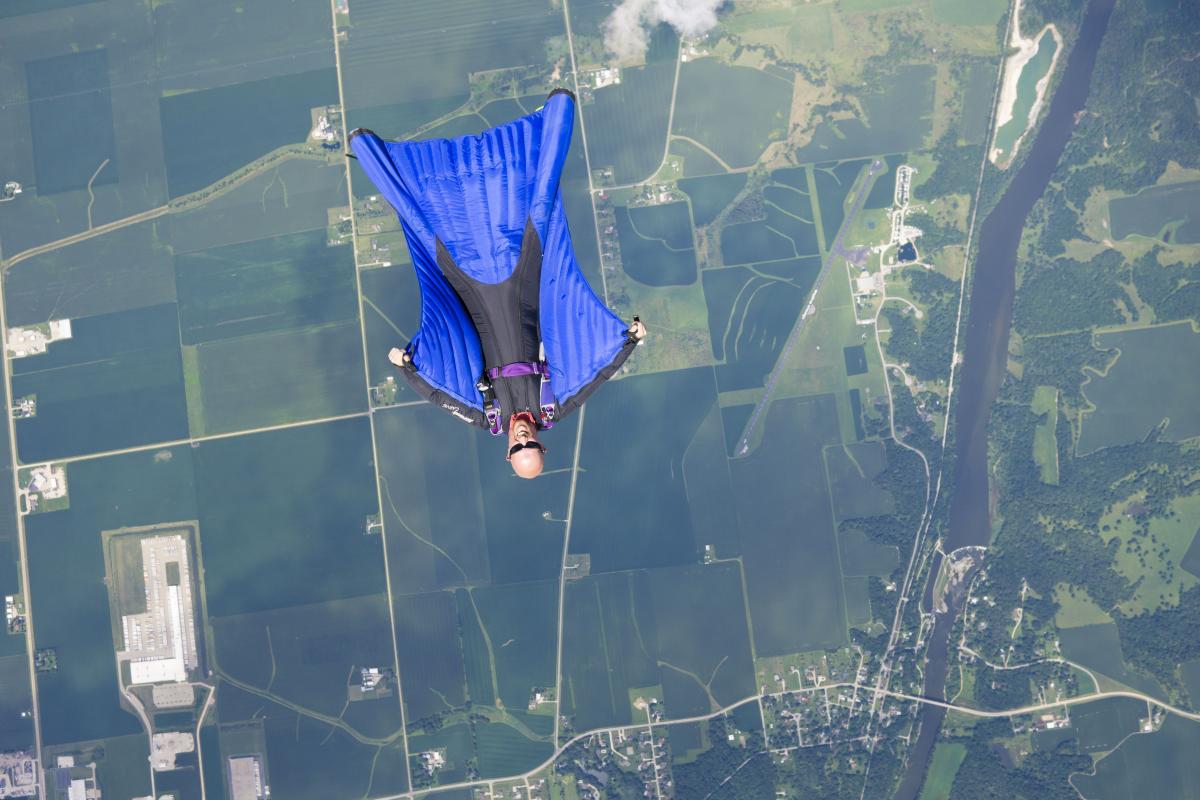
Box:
[960, 61, 1000, 145]
[25, 445, 198, 746]
[474, 720, 553, 778]
[1183, 526, 1200, 580]
[824, 441, 896, 521]
[583, 34, 677, 184]
[918, 742, 966, 800]
[186, 320, 366, 435]
[360, 265, 421, 387]
[1031, 385, 1060, 484]
[813, 160, 867, 246]
[1058, 622, 1162, 697]
[12, 303, 189, 462]
[732, 394, 848, 656]
[193, 417, 386, 617]
[1072, 715, 1200, 800]
[648, 563, 756, 718]
[210, 593, 401, 739]
[615, 204, 698, 287]
[341, 0, 562, 112]
[3, 220, 176, 327]
[470, 580, 558, 712]
[392, 590, 469, 723]
[794, 66, 936, 164]
[704, 267, 808, 392]
[1079, 322, 1200, 453]
[1110, 179, 1200, 244]
[457, 589, 497, 707]
[569, 368, 715, 573]
[681, 402, 742, 558]
[672, 60, 791, 168]
[561, 570, 661, 731]
[175, 230, 358, 344]
[373, 404, 491, 593]
[160, 69, 339, 198]
[679, 174, 747, 225]
[1071, 696, 1145, 752]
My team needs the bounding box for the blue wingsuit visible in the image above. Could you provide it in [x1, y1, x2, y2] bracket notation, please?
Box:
[350, 89, 637, 434]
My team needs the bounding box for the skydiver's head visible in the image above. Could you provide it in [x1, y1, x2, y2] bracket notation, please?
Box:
[507, 411, 545, 479]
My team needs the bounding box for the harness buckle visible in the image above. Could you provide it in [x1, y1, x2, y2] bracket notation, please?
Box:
[477, 376, 504, 436]
[538, 370, 555, 430]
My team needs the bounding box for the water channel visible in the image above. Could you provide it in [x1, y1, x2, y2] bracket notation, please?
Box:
[892, 0, 1117, 796]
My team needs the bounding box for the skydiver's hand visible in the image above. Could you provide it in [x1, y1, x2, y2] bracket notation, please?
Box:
[388, 347, 411, 367]
[629, 320, 647, 340]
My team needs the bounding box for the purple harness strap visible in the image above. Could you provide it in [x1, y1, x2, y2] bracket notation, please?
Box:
[486, 361, 549, 379]
[482, 361, 556, 430]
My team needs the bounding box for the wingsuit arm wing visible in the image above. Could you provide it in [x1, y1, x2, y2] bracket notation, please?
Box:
[350, 129, 488, 422]
[531, 94, 638, 415]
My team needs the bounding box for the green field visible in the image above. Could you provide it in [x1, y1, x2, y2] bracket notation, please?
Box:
[392, 591, 469, 723]
[1079, 323, 1200, 453]
[794, 66, 936, 163]
[732, 394, 848, 656]
[1071, 696, 1145, 752]
[560, 570, 660, 731]
[471, 580, 558, 712]
[824, 441, 896, 521]
[373, 404, 491, 593]
[570, 368, 718, 573]
[672, 60, 791, 168]
[1031, 385, 1060, 484]
[4, 219, 176, 328]
[211, 593, 401, 739]
[931, 0, 1007, 26]
[584, 54, 676, 185]
[474, 719, 553, 778]
[186, 320, 367, 435]
[918, 742, 966, 800]
[194, 417, 386, 617]
[648, 563, 757, 718]
[616, 203, 698, 287]
[992, 29, 1057, 163]
[159, 68, 338, 197]
[175, 229, 358, 344]
[1072, 715, 1200, 800]
[1059, 622, 1162, 697]
[1109, 180, 1200, 244]
[12, 304, 189, 462]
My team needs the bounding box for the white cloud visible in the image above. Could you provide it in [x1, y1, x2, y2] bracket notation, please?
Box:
[602, 0, 726, 62]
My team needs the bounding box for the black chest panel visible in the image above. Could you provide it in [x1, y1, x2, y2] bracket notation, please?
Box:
[435, 218, 546, 427]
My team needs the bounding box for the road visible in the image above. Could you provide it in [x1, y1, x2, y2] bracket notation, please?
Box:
[374, 681, 1200, 800]
[329, 0, 416, 792]
[735, 158, 885, 457]
[0, 244, 46, 800]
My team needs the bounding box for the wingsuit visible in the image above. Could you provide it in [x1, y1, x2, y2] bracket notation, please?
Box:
[350, 89, 640, 438]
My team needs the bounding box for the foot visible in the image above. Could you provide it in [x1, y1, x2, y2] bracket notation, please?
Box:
[388, 347, 411, 367]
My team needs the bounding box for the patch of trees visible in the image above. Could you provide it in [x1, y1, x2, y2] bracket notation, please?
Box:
[672, 719, 776, 800]
[883, 267, 959, 383]
[1016, 331, 1112, 405]
[1115, 584, 1200, 699]
[906, 211, 964, 255]
[921, 129, 983, 199]
[776, 741, 873, 799]
[947, 718, 1090, 799]
[1012, 250, 1129, 335]
[1131, 248, 1200, 324]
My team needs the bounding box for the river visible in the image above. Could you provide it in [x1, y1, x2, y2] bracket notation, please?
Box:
[892, 0, 1117, 797]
